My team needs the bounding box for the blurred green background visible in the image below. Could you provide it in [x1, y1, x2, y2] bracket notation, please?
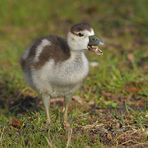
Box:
[0, 0, 148, 147]
[0, 0, 148, 81]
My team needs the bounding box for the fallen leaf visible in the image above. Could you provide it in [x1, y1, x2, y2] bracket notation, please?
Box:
[126, 86, 140, 93]
[10, 118, 23, 129]
[127, 53, 135, 63]
[49, 98, 64, 106]
[107, 132, 112, 140]
[49, 96, 84, 106]
[72, 96, 85, 105]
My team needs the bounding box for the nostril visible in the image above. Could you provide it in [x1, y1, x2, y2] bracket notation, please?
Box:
[92, 38, 97, 41]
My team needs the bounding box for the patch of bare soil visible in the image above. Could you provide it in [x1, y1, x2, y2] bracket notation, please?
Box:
[74, 106, 148, 147]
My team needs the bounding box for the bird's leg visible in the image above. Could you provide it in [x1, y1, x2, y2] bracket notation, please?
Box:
[63, 95, 72, 128]
[64, 103, 69, 127]
[42, 94, 51, 124]
[64, 95, 73, 148]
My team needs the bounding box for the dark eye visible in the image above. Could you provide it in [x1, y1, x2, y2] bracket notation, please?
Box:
[78, 32, 84, 37]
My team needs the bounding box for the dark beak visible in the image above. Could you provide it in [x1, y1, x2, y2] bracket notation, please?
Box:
[88, 35, 104, 55]
[88, 35, 104, 46]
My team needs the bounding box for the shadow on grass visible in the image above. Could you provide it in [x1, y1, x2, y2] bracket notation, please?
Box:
[8, 95, 41, 115]
[0, 80, 41, 115]
[0, 79, 147, 116]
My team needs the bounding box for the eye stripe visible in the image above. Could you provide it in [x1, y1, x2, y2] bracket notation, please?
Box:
[72, 32, 84, 37]
[78, 33, 84, 37]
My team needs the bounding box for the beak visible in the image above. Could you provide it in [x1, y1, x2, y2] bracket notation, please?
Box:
[88, 35, 104, 55]
[88, 35, 104, 46]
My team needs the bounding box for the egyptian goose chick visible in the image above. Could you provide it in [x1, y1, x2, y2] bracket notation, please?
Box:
[20, 23, 103, 126]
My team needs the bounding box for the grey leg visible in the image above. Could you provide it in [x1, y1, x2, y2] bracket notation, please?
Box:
[42, 94, 51, 124]
[64, 95, 73, 148]
[64, 95, 72, 127]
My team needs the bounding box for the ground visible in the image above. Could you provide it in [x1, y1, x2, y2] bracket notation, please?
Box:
[0, 0, 148, 147]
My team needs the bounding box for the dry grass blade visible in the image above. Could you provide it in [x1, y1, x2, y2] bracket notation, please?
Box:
[66, 127, 73, 148]
[45, 136, 56, 148]
[115, 129, 138, 141]
[132, 142, 148, 147]
[0, 127, 5, 144]
[121, 139, 138, 145]
[82, 121, 104, 130]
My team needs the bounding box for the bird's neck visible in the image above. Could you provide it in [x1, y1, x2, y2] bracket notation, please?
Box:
[70, 50, 86, 60]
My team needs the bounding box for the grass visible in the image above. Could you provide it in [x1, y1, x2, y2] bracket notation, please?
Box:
[0, 0, 148, 147]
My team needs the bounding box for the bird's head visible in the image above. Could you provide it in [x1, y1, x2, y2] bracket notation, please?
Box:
[67, 23, 104, 55]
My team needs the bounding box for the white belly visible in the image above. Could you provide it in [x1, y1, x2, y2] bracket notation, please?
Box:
[30, 52, 89, 97]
